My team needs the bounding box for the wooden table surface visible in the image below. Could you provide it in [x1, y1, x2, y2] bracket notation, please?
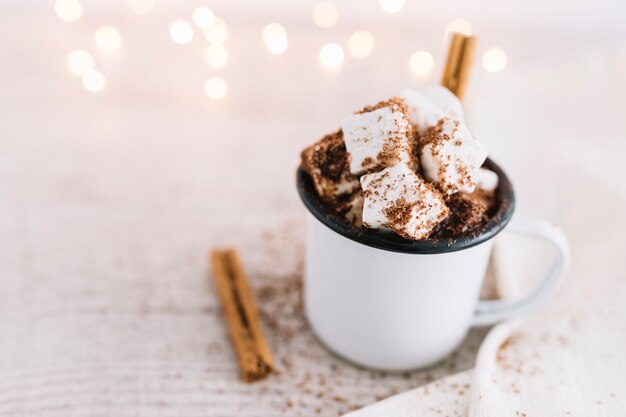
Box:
[1, 7, 625, 417]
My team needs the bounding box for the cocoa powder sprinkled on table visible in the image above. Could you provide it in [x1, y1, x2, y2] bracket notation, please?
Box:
[231, 221, 491, 415]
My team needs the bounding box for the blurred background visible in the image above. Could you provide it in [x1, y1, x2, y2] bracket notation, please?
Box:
[1, 1, 626, 415]
[2, 0, 626, 223]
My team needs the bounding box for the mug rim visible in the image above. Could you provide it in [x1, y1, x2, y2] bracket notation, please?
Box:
[296, 158, 515, 254]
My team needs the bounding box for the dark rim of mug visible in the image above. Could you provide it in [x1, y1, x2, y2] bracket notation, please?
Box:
[296, 158, 515, 254]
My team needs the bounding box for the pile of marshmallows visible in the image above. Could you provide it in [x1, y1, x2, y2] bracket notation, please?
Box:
[306, 85, 499, 240]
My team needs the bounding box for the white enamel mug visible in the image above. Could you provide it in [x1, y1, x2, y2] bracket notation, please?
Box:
[297, 159, 570, 371]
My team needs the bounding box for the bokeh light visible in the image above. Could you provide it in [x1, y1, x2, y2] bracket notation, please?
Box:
[95, 26, 122, 52]
[482, 48, 507, 72]
[262, 23, 288, 55]
[319, 43, 344, 69]
[379, 0, 405, 14]
[170, 20, 194, 45]
[409, 50, 434, 75]
[204, 77, 228, 100]
[445, 19, 472, 37]
[81, 70, 106, 93]
[129, 0, 153, 14]
[312, 2, 339, 28]
[192, 6, 214, 29]
[67, 50, 94, 75]
[54, 0, 82, 22]
[347, 30, 374, 59]
[202, 18, 229, 44]
[203, 44, 229, 68]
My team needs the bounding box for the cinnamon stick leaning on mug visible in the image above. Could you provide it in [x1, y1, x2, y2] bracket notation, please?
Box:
[210, 248, 274, 382]
[441, 33, 477, 100]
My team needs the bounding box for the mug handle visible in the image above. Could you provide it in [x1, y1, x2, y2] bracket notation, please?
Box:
[471, 216, 571, 326]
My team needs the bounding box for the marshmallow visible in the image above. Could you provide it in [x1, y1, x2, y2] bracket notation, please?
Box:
[475, 168, 499, 191]
[404, 85, 464, 135]
[420, 118, 488, 195]
[340, 99, 413, 175]
[335, 192, 364, 227]
[301, 130, 360, 201]
[360, 163, 449, 240]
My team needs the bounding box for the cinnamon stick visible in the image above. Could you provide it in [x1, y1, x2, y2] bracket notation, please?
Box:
[441, 33, 477, 100]
[210, 248, 274, 382]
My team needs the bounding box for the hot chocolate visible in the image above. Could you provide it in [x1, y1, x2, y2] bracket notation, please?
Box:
[300, 85, 499, 241]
